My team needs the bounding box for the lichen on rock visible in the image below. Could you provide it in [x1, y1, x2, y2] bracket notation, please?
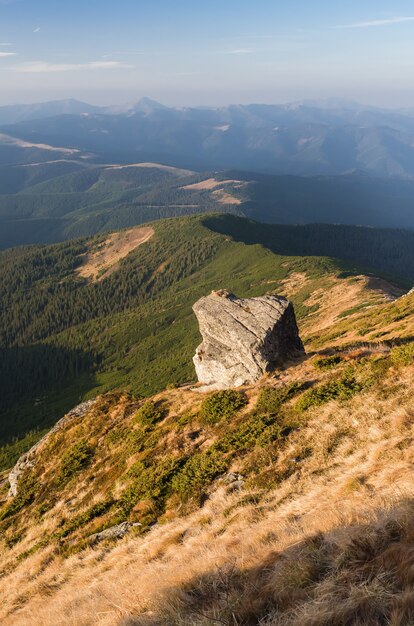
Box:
[193, 290, 304, 390]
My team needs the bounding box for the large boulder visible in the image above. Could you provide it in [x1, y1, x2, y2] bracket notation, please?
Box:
[193, 290, 304, 389]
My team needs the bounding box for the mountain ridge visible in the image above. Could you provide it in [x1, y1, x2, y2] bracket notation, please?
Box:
[3, 99, 414, 178]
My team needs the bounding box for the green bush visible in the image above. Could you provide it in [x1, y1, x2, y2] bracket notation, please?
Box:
[296, 373, 364, 412]
[171, 451, 228, 503]
[362, 356, 391, 387]
[215, 410, 297, 454]
[200, 390, 247, 425]
[133, 400, 167, 426]
[57, 440, 94, 485]
[57, 499, 115, 539]
[391, 343, 414, 366]
[119, 456, 183, 518]
[314, 355, 342, 370]
[255, 383, 304, 415]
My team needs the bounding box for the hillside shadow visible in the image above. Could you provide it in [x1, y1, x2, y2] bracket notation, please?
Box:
[123, 498, 414, 626]
[203, 214, 414, 285]
[0, 343, 98, 444]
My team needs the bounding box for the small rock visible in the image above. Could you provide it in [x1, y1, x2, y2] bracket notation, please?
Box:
[224, 472, 243, 484]
[226, 480, 245, 494]
[88, 521, 141, 545]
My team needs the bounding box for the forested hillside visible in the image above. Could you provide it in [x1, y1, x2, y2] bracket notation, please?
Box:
[0, 214, 412, 472]
[3, 163, 414, 249]
[2, 228, 414, 625]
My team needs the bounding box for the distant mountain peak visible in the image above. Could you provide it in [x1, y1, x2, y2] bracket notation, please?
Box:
[130, 97, 168, 113]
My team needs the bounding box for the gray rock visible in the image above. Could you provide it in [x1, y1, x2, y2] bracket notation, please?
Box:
[8, 399, 97, 498]
[88, 521, 141, 545]
[226, 480, 245, 493]
[193, 290, 304, 390]
[224, 472, 241, 484]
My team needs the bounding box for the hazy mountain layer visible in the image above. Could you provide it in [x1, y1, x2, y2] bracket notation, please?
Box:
[3, 99, 414, 177]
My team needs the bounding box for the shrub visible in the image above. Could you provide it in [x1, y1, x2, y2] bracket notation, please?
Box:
[133, 400, 167, 426]
[57, 440, 94, 485]
[314, 355, 342, 370]
[391, 343, 414, 366]
[119, 456, 183, 518]
[171, 451, 228, 503]
[296, 373, 364, 412]
[57, 499, 115, 539]
[362, 356, 391, 387]
[215, 409, 297, 454]
[255, 383, 304, 414]
[200, 390, 247, 425]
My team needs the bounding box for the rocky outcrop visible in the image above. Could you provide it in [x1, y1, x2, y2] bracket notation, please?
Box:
[8, 399, 97, 498]
[193, 290, 304, 390]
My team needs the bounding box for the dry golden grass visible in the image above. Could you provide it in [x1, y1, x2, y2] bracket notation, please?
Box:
[2, 284, 414, 625]
[1, 360, 414, 625]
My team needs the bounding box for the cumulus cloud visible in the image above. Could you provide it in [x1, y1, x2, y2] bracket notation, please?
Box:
[336, 16, 414, 29]
[14, 60, 133, 73]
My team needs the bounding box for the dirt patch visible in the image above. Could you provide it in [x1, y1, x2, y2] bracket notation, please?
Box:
[76, 226, 154, 283]
[212, 189, 242, 205]
[181, 178, 243, 191]
[279, 272, 309, 297]
[0, 133, 79, 154]
[107, 162, 193, 176]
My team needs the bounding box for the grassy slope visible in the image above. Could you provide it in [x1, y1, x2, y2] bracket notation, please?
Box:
[1, 285, 414, 624]
[1, 213, 408, 473]
[0, 215, 354, 455]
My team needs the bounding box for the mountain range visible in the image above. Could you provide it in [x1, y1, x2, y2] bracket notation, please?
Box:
[3, 98, 414, 177]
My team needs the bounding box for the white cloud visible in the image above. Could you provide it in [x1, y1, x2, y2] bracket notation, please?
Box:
[0, 52, 15, 57]
[336, 16, 414, 29]
[33, 27, 41, 33]
[223, 49, 251, 55]
[0, 43, 12, 46]
[14, 60, 133, 73]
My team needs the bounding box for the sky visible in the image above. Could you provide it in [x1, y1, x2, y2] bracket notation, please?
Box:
[1, 0, 414, 107]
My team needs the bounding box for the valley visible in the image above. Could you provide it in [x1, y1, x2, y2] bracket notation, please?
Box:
[3, 99, 414, 250]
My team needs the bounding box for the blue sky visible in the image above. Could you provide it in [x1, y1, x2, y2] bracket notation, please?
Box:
[1, 0, 414, 106]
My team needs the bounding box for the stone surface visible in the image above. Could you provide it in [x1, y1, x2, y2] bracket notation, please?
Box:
[88, 522, 141, 545]
[193, 290, 304, 389]
[8, 399, 97, 498]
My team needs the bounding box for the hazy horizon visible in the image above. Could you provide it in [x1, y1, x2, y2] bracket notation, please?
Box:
[2, 0, 414, 107]
[0, 95, 411, 112]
